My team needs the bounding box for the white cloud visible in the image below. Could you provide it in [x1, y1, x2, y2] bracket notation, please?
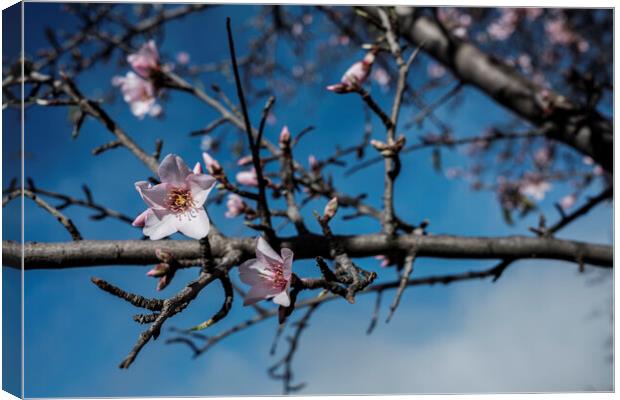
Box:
[279, 262, 614, 394]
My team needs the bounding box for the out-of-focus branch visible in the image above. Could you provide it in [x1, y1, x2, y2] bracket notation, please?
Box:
[358, 6, 613, 172]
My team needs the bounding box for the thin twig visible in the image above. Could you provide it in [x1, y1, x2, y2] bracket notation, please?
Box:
[4, 189, 82, 240]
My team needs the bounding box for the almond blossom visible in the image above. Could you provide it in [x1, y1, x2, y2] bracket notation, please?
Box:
[175, 51, 190, 65]
[127, 40, 160, 78]
[112, 72, 162, 119]
[326, 51, 375, 93]
[225, 194, 246, 218]
[519, 174, 551, 201]
[238, 237, 294, 307]
[560, 194, 577, 210]
[133, 154, 216, 240]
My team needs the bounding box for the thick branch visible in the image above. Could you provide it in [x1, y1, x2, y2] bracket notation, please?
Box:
[358, 7, 612, 172]
[5, 234, 612, 269]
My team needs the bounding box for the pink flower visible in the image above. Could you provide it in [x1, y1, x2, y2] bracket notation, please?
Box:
[326, 51, 375, 93]
[175, 51, 190, 65]
[560, 194, 576, 210]
[372, 67, 391, 88]
[525, 8, 542, 20]
[134, 154, 216, 240]
[534, 146, 553, 168]
[445, 167, 462, 179]
[127, 40, 160, 78]
[238, 237, 294, 307]
[202, 151, 221, 174]
[487, 9, 518, 41]
[519, 174, 551, 201]
[236, 168, 259, 186]
[291, 23, 303, 36]
[225, 194, 246, 218]
[112, 72, 162, 119]
[427, 63, 446, 79]
[545, 17, 574, 45]
[593, 165, 604, 176]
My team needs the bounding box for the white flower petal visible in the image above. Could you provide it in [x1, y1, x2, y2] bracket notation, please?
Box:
[272, 290, 291, 307]
[256, 237, 283, 264]
[143, 213, 179, 240]
[177, 209, 210, 240]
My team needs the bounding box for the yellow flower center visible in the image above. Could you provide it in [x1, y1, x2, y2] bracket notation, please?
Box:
[166, 187, 195, 213]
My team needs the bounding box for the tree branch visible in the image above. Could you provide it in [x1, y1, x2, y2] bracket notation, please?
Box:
[5, 234, 612, 269]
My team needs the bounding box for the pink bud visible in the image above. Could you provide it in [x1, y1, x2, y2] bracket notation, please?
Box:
[323, 197, 338, 220]
[176, 51, 190, 65]
[193, 162, 203, 174]
[146, 263, 170, 278]
[237, 155, 253, 166]
[593, 165, 604, 176]
[279, 126, 291, 146]
[236, 168, 259, 187]
[225, 194, 246, 218]
[308, 155, 320, 171]
[375, 255, 390, 268]
[560, 194, 576, 210]
[202, 151, 221, 174]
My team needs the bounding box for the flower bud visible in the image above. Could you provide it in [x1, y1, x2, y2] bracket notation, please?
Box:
[279, 126, 291, 147]
[323, 197, 338, 220]
[237, 155, 253, 166]
[308, 155, 320, 171]
[202, 151, 221, 174]
[193, 161, 203, 174]
[146, 263, 170, 278]
[370, 139, 388, 151]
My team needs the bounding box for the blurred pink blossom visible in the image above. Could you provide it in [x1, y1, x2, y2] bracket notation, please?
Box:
[560, 194, 577, 210]
[236, 168, 259, 186]
[175, 51, 190, 65]
[427, 63, 446, 79]
[225, 194, 247, 218]
[237, 155, 253, 166]
[519, 174, 551, 201]
[372, 67, 391, 88]
[534, 146, 553, 168]
[112, 72, 162, 119]
[127, 40, 160, 78]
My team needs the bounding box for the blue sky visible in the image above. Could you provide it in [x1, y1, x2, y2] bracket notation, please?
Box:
[5, 4, 614, 397]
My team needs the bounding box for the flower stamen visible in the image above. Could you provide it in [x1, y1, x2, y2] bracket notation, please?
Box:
[166, 187, 195, 213]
